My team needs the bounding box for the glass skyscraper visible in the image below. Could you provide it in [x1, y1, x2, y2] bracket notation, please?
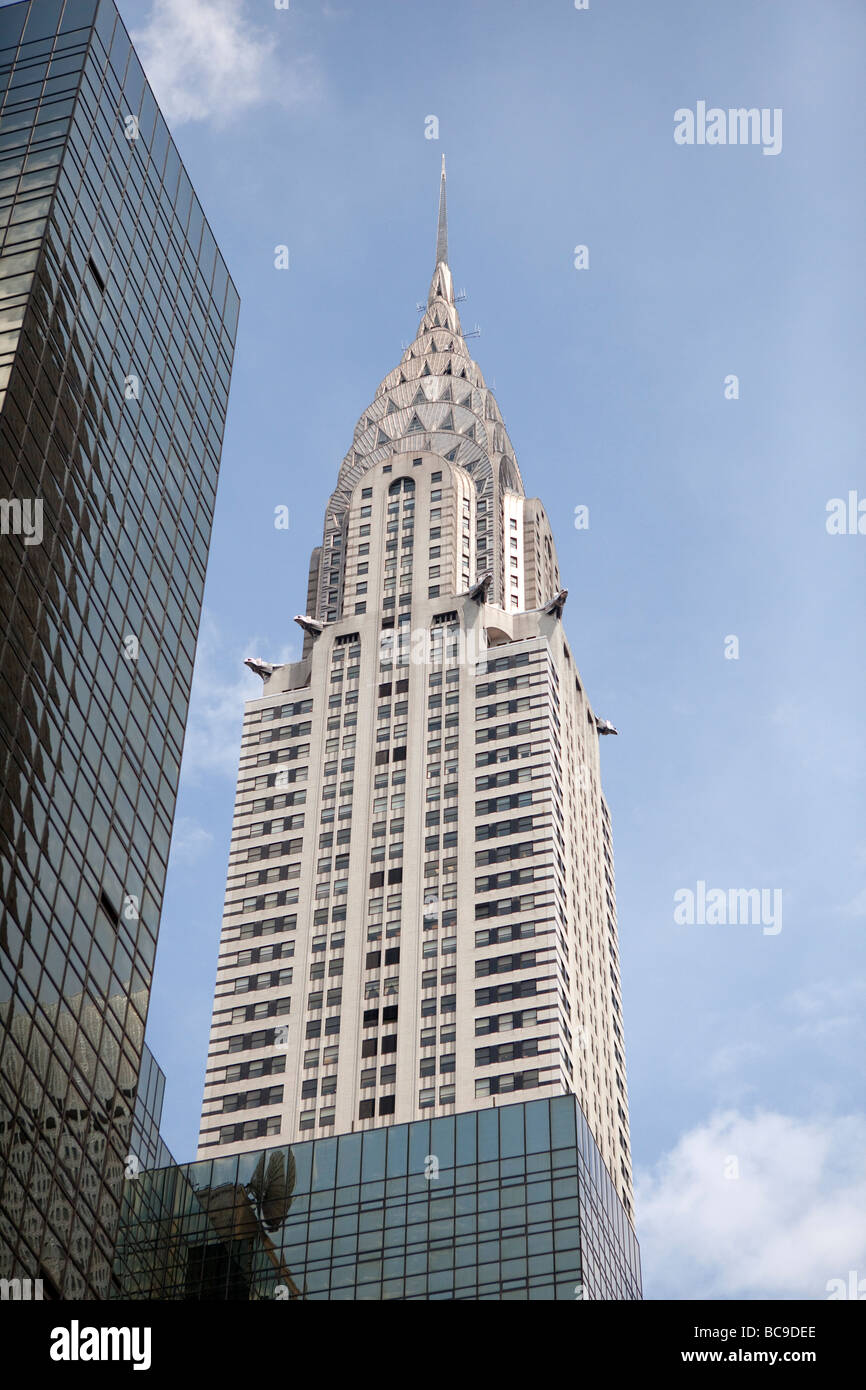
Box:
[116, 1095, 641, 1301]
[0, 0, 238, 1298]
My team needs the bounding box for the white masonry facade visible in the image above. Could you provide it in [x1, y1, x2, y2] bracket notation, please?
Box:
[196, 165, 635, 1223]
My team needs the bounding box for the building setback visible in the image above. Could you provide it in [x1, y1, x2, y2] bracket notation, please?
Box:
[0, 0, 238, 1298]
[197, 162, 636, 1246]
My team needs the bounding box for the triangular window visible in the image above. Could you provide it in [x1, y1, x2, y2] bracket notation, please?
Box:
[408, 413, 424, 432]
[413, 388, 427, 404]
[377, 428, 390, 444]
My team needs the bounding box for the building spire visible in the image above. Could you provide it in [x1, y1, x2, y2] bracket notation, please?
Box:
[435, 154, 448, 267]
[427, 156, 455, 311]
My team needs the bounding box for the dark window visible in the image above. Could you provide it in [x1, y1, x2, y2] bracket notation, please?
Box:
[98, 889, 119, 929]
[86, 255, 105, 294]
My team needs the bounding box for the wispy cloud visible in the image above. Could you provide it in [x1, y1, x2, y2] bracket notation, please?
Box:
[179, 611, 296, 780]
[170, 816, 215, 866]
[785, 978, 866, 1040]
[702, 979, 865, 1110]
[130, 0, 320, 126]
[636, 1110, 866, 1300]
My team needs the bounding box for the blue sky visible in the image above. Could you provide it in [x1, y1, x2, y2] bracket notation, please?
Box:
[91, 0, 866, 1298]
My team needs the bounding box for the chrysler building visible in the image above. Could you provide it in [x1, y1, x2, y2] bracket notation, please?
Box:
[197, 161, 635, 1224]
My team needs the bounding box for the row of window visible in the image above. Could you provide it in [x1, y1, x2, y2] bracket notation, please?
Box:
[418, 1085, 455, 1108]
[232, 940, 294, 967]
[475, 1069, 543, 1097]
[223, 1054, 285, 1082]
[419, 1054, 455, 1075]
[216, 1116, 279, 1145]
[252, 719, 311, 744]
[234, 813, 305, 840]
[357, 1096, 396, 1119]
[475, 840, 540, 867]
[239, 837, 303, 863]
[220, 1083, 283, 1114]
[237, 913, 296, 940]
[476, 1038, 543, 1066]
[260, 699, 313, 722]
[476, 812, 535, 839]
[360, 1064, 396, 1087]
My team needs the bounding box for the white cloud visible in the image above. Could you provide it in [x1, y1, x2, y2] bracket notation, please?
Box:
[179, 611, 296, 780]
[786, 978, 866, 1039]
[170, 817, 214, 866]
[131, 0, 319, 126]
[636, 1110, 866, 1300]
[705, 1041, 762, 1085]
[706, 979, 866, 1068]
